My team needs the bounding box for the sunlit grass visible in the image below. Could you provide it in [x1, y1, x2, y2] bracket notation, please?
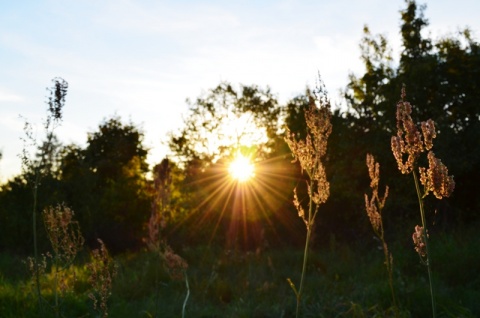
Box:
[1, 230, 479, 317]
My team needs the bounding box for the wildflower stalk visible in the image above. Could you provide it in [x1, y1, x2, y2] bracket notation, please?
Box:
[88, 239, 117, 318]
[32, 172, 42, 310]
[182, 270, 190, 318]
[296, 190, 314, 317]
[412, 170, 436, 317]
[391, 86, 454, 318]
[285, 79, 331, 317]
[21, 78, 68, 313]
[364, 154, 397, 312]
[43, 205, 84, 317]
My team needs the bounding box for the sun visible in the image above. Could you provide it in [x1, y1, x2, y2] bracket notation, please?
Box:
[228, 153, 255, 182]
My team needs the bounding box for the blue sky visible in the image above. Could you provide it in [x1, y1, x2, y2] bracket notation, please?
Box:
[1, 0, 479, 181]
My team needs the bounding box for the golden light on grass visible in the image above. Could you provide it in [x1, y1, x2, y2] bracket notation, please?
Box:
[228, 153, 255, 182]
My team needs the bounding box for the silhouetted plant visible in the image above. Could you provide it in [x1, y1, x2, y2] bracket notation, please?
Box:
[43, 204, 84, 317]
[144, 158, 190, 317]
[25, 204, 84, 317]
[391, 86, 455, 318]
[284, 77, 332, 317]
[364, 153, 397, 312]
[88, 239, 117, 318]
[20, 77, 68, 312]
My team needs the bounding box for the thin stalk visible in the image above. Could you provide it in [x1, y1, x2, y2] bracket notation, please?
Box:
[32, 169, 42, 311]
[382, 241, 398, 315]
[53, 256, 59, 318]
[413, 170, 436, 318]
[296, 189, 314, 318]
[182, 271, 190, 318]
[154, 251, 161, 318]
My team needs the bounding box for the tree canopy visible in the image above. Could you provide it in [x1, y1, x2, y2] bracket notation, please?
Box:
[169, 82, 282, 166]
[1, 0, 479, 253]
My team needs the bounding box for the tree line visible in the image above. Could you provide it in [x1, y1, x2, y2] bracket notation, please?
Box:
[1, 0, 479, 253]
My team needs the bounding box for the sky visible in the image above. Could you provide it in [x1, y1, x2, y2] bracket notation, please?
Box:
[1, 0, 479, 182]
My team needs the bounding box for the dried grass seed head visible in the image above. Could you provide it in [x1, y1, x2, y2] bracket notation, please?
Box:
[419, 151, 455, 199]
[364, 154, 389, 234]
[88, 239, 117, 318]
[392, 88, 423, 173]
[391, 87, 440, 175]
[284, 78, 332, 230]
[412, 225, 427, 257]
[164, 246, 188, 281]
[421, 119, 436, 150]
[43, 205, 84, 264]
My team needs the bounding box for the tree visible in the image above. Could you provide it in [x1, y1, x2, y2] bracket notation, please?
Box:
[168, 83, 302, 249]
[60, 117, 151, 252]
[85, 116, 149, 181]
[169, 82, 281, 166]
[343, 0, 480, 223]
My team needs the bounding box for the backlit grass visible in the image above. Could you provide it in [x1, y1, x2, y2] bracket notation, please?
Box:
[1, 225, 478, 317]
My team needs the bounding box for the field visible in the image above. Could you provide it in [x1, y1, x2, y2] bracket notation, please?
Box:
[1, 223, 479, 318]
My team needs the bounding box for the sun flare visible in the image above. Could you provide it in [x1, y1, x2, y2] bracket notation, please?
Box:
[229, 154, 255, 182]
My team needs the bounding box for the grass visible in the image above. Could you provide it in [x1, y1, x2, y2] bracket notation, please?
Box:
[4, 83, 474, 317]
[0, 225, 478, 317]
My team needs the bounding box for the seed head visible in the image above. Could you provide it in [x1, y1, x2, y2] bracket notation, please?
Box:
[419, 151, 455, 199]
[412, 225, 427, 257]
[421, 119, 436, 150]
[391, 86, 454, 201]
[284, 85, 331, 228]
[164, 246, 188, 281]
[364, 154, 389, 234]
[391, 87, 425, 174]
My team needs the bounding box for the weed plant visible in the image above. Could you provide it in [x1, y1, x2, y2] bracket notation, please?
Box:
[20, 78, 68, 312]
[391, 87, 455, 317]
[284, 78, 332, 317]
[3, 234, 479, 317]
[364, 154, 397, 312]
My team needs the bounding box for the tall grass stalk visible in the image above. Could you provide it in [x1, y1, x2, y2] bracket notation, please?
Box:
[182, 271, 190, 318]
[42, 205, 84, 317]
[285, 79, 332, 317]
[391, 86, 455, 318]
[88, 239, 117, 318]
[32, 170, 41, 310]
[412, 170, 435, 317]
[364, 154, 397, 312]
[20, 78, 68, 312]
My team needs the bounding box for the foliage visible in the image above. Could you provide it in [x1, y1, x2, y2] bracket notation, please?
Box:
[60, 116, 151, 252]
[167, 82, 298, 250]
[169, 82, 281, 166]
[343, 0, 480, 224]
[0, 1, 480, 315]
[1, 228, 479, 317]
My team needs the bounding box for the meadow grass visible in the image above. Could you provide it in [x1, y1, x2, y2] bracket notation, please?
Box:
[1, 225, 478, 317]
[5, 83, 475, 317]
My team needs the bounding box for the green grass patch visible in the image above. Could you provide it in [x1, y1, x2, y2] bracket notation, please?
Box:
[0, 226, 478, 317]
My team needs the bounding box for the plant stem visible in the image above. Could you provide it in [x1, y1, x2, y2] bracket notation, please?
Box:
[413, 170, 436, 318]
[296, 194, 314, 318]
[382, 242, 398, 316]
[32, 169, 42, 312]
[54, 256, 59, 318]
[182, 271, 190, 318]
